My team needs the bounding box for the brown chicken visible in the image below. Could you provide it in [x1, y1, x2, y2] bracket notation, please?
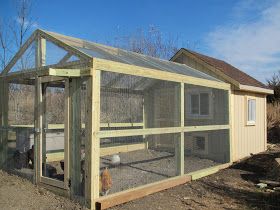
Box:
[99, 167, 112, 196]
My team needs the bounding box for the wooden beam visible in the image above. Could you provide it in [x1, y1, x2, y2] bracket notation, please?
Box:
[69, 78, 82, 197]
[40, 76, 65, 83]
[35, 36, 46, 67]
[1, 31, 37, 75]
[64, 79, 70, 189]
[228, 89, 233, 162]
[100, 143, 145, 156]
[1, 61, 89, 80]
[58, 53, 73, 65]
[34, 76, 43, 184]
[187, 163, 232, 180]
[46, 143, 146, 161]
[40, 176, 65, 189]
[0, 79, 8, 169]
[9, 122, 144, 129]
[0, 77, 3, 168]
[38, 29, 92, 62]
[34, 35, 45, 184]
[176, 83, 184, 175]
[95, 175, 191, 210]
[97, 124, 230, 139]
[85, 69, 101, 209]
[48, 68, 91, 77]
[93, 58, 230, 90]
[239, 84, 273, 95]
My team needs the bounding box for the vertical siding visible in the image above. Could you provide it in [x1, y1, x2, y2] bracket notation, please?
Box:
[232, 91, 266, 161]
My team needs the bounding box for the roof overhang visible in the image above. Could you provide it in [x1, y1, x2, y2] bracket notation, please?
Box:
[171, 49, 274, 95]
[238, 84, 274, 94]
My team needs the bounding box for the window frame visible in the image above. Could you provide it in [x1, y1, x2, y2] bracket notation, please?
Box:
[191, 133, 209, 155]
[186, 88, 213, 119]
[246, 96, 256, 126]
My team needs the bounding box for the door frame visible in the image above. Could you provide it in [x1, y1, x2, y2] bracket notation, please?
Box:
[35, 76, 70, 190]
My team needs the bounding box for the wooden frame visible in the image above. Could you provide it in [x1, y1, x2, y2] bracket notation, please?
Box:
[38, 77, 70, 190]
[0, 29, 233, 210]
[245, 96, 257, 126]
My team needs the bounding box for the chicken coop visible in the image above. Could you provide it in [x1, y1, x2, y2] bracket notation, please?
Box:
[0, 29, 231, 209]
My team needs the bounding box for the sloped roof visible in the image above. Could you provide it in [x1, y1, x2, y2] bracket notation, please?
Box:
[172, 48, 268, 89]
[43, 30, 221, 82]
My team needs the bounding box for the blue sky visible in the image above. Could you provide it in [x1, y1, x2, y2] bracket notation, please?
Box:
[1, 0, 279, 82]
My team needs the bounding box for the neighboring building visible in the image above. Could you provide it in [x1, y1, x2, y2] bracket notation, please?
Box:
[171, 48, 273, 161]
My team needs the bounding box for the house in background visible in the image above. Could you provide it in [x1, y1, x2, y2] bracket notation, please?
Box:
[171, 48, 273, 161]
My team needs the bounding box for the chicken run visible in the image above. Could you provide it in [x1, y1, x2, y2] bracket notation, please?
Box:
[0, 30, 231, 209]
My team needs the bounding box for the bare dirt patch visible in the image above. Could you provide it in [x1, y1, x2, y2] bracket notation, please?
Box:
[110, 144, 280, 210]
[1, 145, 280, 210]
[0, 170, 86, 210]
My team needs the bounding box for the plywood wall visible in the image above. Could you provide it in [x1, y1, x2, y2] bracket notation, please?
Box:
[232, 90, 266, 161]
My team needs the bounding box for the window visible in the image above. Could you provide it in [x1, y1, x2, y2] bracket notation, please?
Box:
[190, 92, 210, 116]
[247, 98, 256, 125]
[192, 134, 208, 155]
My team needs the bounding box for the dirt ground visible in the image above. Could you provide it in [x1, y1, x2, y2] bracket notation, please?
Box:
[1, 145, 280, 210]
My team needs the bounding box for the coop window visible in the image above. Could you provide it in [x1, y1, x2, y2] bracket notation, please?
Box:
[188, 91, 212, 118]
[247, 98, 256, 125]
[192, 134, 208, 155]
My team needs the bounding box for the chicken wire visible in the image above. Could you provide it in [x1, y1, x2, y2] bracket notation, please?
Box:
[99, 133, 179, 196]
[185, 84, 229, 126]
[184, 129, 230, 174]
[5, 82, 35, 181]
[100, 71, 181, 129]
[41, 83, 66, 181]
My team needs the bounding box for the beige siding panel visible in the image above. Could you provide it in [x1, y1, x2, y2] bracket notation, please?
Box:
[232, 90, 266, 161]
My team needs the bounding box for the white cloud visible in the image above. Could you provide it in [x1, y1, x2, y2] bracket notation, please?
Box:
[206, 0, 280, 83]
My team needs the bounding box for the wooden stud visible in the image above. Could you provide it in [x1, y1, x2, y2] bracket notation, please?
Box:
[97, 124, 230, 139]
[0, 79, 8, 169]
[176, 83, 184, 175]
[69, 78, 82, 196]
[38, 29, 92, 62]
[64, 79, 70, 189]
[228, 89, 233, 162]
[93, 58, 231, 90]
[95, 175, 191, 210]
[58, 53, 73, 65]
[34, 76, 43, 184]
[85, 68, 101, 209]
[1, 31, 37, 75]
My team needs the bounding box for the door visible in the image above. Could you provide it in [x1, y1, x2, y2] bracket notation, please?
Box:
[39, 77, 69, 189]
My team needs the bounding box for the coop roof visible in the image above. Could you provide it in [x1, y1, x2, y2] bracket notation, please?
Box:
[171, 48, 273, 94]
[1, 30, 232, 91]
[41, 30, 223, 82]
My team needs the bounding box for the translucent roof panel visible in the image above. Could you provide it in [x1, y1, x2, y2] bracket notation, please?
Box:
[45, 30, 222, 82]
[77, 45, 220, 82]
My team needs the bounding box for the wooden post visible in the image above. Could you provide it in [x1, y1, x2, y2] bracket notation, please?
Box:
[64, 79, 70, 189]
[69, 78, 82, 197]
[175, 83, 184, 176]
[0, 78, 8, 169]
[85, 68, 100, 209]
[228, 89, 233, 162]
[0, 78, 2, 168]
[34, 35, 46, 183]
[142, 97, 148, 149]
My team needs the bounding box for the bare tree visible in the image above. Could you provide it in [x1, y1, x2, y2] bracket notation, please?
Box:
[266, 71, 280, 104]
[0, 0, 35, 71]
[112, 26, 179, 60]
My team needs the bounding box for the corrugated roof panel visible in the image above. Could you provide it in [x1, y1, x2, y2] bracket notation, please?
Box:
[44, 30, 222, 82]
